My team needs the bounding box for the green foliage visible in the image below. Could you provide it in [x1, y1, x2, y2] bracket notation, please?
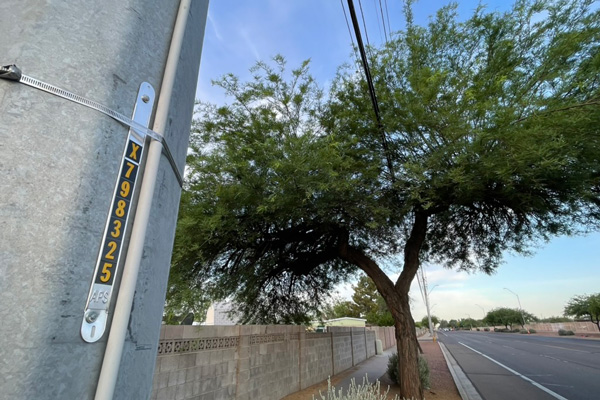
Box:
[439, 319, 449, 329]
[421, 315, 440, 328]
[448, 320, 458, 329]
[558, 329, 575, 336]
[323, 299, 361, 320]
[458, 318, 477, 329]
[313, 376, 399, 400]
[529, 329, 537, 333]
[170, 1, 600, 397]
[353, 276, 395, 326]
[564, 293, 600, 331]
[387, 353, 430, 389]
[484, 307, 537, 329]
[322, 276, 394, 326]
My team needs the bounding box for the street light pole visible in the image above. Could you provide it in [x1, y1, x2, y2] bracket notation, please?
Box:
[504, 287, 527, 331]
[475, 304, 487, 326]
[465, 314, 473, 331]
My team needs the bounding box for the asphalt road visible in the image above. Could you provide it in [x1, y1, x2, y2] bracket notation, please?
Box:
[437, 330, 600, 400]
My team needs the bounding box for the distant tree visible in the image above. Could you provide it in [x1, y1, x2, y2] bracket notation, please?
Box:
[459, 318, 477, 330]
[485, 307, 537, 329]
[448, 320, 458, 329]
[564, 293, 600, 331]
[439, 319, 449, 329]
[421, 315, 439, 328]
[329, 299, 361, 319]
[352, 275, 381, 319]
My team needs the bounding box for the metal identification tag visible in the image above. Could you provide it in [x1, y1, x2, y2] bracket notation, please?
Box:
[81, 82, 155, 343]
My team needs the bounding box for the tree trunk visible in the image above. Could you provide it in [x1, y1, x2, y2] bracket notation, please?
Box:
[391, 296, 423, 400]
[337, 211, 428, 399]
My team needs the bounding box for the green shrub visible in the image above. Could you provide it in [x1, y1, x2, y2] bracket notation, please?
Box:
[494, 328, 509, 332]
[313, 376, 400, 400]
[484, 328, 490, 332]
[511, 328, 521, 333]
[476, 328, 480, 331]
[519, 329, 528, 334]
[529, 329, 536, 333]
[387, 353, 430, 389]
[558, 329, 574, 336]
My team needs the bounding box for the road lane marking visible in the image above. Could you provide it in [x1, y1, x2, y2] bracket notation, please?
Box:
[459, 342, 569, 400]
[541, 344, 588, 353]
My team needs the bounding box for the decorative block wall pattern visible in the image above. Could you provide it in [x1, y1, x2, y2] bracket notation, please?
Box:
[150, 325, 397, 400]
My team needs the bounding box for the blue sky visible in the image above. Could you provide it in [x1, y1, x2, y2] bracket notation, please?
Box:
[195, 0, 600, 322]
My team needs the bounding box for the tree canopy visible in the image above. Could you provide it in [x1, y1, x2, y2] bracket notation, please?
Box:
[564, 293, 600, 331]
[484, 307, 537, 329]
[169, 1, 600, 397]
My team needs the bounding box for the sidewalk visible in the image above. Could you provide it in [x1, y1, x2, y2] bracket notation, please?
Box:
[282, 347, 396, 400]
[283, 332, 447, 400]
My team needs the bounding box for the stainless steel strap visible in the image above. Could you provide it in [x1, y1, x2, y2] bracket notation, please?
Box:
[1, 64, 184, 187]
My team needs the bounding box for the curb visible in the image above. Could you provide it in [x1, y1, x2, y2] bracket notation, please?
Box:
[438, 342, 482, 400]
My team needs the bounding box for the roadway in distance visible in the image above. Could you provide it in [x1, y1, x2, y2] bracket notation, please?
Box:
[438, 330, 600, 400]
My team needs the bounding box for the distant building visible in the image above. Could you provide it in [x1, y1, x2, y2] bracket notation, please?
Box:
[324, 317, 367, 327]
[204, 301, 239, 325]
[312, 317, 367, 331]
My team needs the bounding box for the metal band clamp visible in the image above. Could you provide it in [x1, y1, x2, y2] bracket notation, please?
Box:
[1, 64, 184, 187]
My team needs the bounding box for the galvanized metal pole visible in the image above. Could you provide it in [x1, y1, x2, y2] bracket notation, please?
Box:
[0, 1, 208, 399]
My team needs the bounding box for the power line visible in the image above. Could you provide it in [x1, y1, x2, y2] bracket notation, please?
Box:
[372, 0, 384, 43]
[346, 0, 396, 183]
[357, 0, 371, 48]
[340, 0, 360, 63]
[384, 0, 392, 39]
[378, 0, 389, 42]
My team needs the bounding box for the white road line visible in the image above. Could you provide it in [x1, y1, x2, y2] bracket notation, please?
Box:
[459, 342, 569, 400]
[541, 344, 588, 353]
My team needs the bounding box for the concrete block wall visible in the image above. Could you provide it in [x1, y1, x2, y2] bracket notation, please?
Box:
[301, 333, 334, 389]
[524, 321, 599, 334]
[332, 332, 353, 374]
[368, 326, 397, 350]
[152, 325, 240, 400]
[366, 331, 376, 358]
[151, 325, 383, 400]
[238, 325, 301, 400]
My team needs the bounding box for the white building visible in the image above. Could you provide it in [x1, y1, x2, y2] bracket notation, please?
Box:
[204, 301, 239, 325]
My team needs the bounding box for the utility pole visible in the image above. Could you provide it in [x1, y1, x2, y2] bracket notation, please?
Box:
[417, 267, 437, 341]
[0, 1, 208, 399]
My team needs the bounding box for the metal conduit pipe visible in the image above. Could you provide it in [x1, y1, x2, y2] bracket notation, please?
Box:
[94, 0, 192, 398]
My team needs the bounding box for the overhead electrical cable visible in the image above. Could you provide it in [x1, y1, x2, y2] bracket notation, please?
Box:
[357, 0, 372, 48]
[372, 0, 384, 43]
[384, 0, 392, 39]
[340, 0, 360, 64]
[378, 0, 389, 42]
[346, 0, 396, 183]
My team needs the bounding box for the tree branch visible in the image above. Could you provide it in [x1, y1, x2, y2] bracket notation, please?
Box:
[515, 99, 600, 123]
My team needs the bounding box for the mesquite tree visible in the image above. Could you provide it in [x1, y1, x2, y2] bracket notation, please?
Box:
[170, 1, 600, 398]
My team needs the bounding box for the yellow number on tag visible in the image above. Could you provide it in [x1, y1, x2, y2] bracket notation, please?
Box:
[124, 162, 135, 179]
[120, 180, 130, 198]
[115, 200, 126, 217]
[100, 262, 113, 283]
[110, 220, 121, 238]
[105, 241, 117, 260]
